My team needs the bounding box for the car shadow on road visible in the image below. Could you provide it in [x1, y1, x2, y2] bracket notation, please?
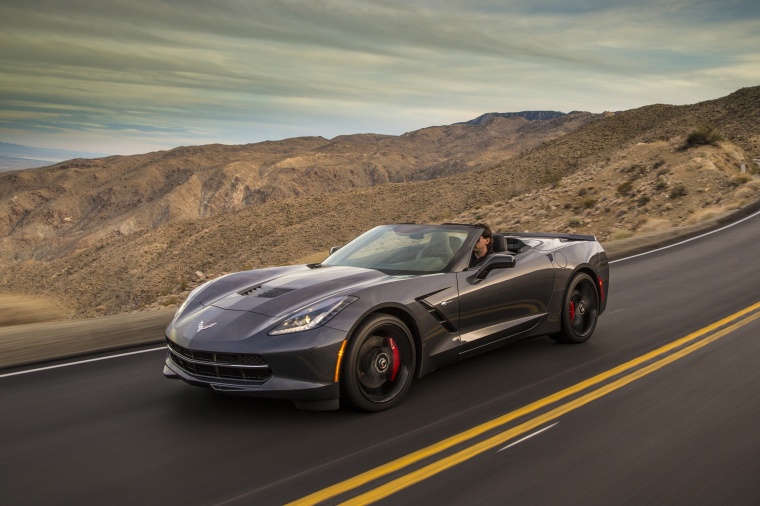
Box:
[162, 333, 600, 428]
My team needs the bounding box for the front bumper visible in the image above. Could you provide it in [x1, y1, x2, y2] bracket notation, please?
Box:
[163, 359, 340, 409]
[164, 312, 347, 409]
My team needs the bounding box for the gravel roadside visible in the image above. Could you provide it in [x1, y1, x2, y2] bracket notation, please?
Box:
[0, 308, 175, 370]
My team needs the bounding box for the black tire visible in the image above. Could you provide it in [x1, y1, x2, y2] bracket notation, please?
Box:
[341, 314, 416, 412]
[552, 272, 599, 344]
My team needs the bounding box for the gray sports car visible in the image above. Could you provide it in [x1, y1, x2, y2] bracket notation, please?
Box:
[164, 223, 609, 411]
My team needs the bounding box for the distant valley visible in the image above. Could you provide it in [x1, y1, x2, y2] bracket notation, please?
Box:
[0, 142, 110, 172]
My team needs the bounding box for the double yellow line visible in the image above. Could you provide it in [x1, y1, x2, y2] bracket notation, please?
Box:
[290, 301, 760, 505]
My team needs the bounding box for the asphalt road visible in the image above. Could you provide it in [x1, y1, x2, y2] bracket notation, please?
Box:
[2, 211, 759, 505]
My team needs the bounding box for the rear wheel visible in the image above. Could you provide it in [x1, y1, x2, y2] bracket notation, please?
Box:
[552, 272, 599, 344]
[342, 314, 416, 412]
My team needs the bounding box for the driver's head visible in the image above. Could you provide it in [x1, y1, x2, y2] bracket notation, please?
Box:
[473, 223, 492, 256]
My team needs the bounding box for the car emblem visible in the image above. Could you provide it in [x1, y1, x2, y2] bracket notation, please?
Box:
[197, 320, 217, 332]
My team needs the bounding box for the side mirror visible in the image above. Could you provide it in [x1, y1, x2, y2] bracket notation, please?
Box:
[474, 253, 516, 280]
[329, 246, 341, 254]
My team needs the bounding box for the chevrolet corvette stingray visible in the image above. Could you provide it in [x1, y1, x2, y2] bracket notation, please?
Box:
[164, 223, 609, 411]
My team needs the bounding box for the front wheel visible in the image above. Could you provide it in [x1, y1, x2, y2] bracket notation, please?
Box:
[552, 272, 599, 344]
[341, 314, 416, 412]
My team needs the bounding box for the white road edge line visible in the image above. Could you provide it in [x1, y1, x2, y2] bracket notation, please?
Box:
[4, 208, 759, 378]
[497, 423, 558, 452]
[609, 208, 760, 264]
[0, 346, 167, 379]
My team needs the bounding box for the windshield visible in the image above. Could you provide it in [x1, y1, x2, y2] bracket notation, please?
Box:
[323, 224, 472, 274]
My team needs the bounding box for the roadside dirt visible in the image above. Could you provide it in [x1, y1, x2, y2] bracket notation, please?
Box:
[0, 308, 175, 369]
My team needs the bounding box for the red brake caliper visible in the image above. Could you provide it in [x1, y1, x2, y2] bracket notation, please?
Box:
[389, 338, 400, 381]
[569, 300, 576, 321]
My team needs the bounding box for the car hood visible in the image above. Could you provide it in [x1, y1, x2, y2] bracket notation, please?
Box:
[200, 265, 389, 317]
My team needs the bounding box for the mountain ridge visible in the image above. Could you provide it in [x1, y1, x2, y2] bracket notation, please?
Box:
[460, 111, 569, 125]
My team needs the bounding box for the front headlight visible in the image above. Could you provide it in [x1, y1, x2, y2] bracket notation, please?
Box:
[269, 296, 357, 335]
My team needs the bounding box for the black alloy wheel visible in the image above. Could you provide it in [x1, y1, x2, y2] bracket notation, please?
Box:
[552, 272, 599, 344]
[342, 314, 416, 412]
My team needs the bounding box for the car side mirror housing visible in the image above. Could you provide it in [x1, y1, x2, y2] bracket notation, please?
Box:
[474, 253, 516, 280]
[329, 246, 341, 254]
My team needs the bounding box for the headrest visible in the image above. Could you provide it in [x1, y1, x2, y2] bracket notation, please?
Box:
[492, 234, 507, 253]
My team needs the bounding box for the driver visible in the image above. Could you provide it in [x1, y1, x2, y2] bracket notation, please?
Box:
[469, 223, 493, 268]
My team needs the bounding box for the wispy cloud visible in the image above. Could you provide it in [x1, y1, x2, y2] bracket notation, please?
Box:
[1, 0, 758, 154]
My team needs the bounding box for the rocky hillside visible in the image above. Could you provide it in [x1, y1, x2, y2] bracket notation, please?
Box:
[1, 86, 759, 319]
[0, 112, 597, 263]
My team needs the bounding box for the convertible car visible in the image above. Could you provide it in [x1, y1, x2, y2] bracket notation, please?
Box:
[164, 223, 609, 411]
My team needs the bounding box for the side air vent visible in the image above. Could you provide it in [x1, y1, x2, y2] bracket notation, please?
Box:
[239, 285, 295, 298]
[416, 298, 457, 333]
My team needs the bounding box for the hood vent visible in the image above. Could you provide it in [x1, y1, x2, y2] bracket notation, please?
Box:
[239, 284, 295, 298]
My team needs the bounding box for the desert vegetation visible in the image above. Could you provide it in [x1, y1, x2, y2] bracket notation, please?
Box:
[684, 124, 724, 148]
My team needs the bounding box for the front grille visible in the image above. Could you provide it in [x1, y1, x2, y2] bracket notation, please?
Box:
[194, 351, 213, 361]
[167, 340, 272, 382]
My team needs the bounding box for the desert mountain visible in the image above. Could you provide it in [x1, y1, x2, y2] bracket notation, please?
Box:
[2, 86, 759, 319]
[0, 112, 598, 263]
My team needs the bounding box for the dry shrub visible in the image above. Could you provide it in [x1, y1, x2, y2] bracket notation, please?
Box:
[730, 174, 752, 187]
[617, 181, 633, 196]
[669, 183, 688, 198]
[734, 186, 757, 200]
[633, 215, 649, 229]
[684, 207, 728, 225]
[638, 218, 671, 232]
[684, 125, 724, 148]
[610, 229, 633, 240]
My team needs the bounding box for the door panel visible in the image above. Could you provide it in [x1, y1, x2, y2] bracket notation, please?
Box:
[456, 253, 554, 349]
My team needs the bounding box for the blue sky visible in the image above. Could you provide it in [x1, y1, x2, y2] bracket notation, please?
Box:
[1, 0, 759, 155]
